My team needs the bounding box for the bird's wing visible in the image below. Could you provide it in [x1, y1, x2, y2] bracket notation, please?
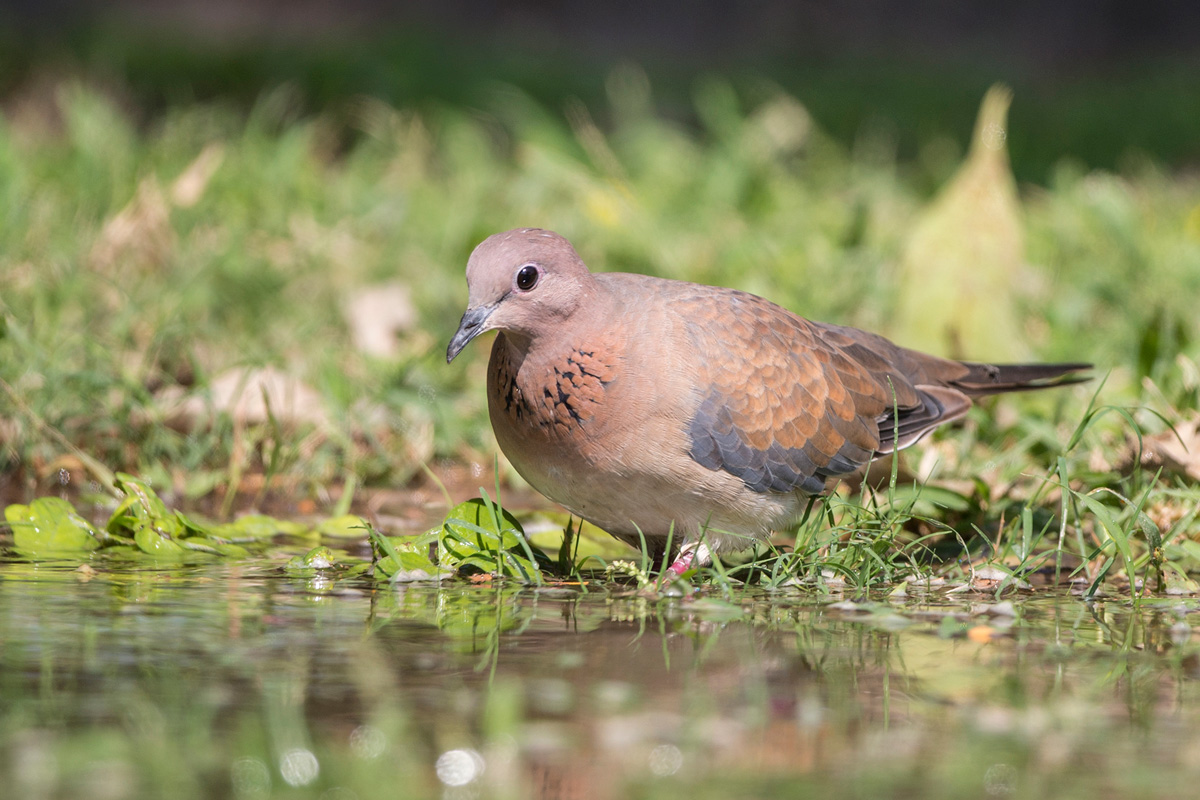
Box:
[677, 288, 969, 494]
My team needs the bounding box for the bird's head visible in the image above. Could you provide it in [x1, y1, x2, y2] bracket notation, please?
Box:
[446, 228, 593, 362]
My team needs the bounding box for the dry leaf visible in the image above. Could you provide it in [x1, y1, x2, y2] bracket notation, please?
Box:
[170, 142, 224, 207]
[1139, 415, 1200, 482]
[342, 283, 418, 358]
[159, 366, 329, 429]
[90, 176, 174, 272]
[892, 85, 1035, 360]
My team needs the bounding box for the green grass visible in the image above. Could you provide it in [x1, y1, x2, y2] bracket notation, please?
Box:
[2, 42, 1200, 592]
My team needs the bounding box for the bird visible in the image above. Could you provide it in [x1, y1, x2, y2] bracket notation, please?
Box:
[446, 228, 1089, 575]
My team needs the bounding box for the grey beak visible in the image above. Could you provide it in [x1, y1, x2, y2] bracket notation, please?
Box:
[446, 304, 497, 362]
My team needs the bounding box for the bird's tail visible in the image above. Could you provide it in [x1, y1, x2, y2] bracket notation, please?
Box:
[950, 361, 1092, 396]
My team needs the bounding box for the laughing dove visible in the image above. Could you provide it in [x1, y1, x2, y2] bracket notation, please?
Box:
[447, 228, 1089, 573]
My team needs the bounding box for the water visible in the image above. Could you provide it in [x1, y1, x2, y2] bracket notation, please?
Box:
[2, 558, 1200, 799]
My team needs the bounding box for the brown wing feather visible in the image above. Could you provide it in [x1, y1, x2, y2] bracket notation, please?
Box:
[674, 287, 1090, 496]
[679, 288, 960, 495]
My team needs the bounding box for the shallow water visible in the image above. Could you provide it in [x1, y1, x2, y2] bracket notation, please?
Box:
[2, 559, 1200, 800]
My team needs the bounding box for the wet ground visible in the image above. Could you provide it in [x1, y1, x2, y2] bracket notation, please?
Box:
[3, 558, 1200, 800]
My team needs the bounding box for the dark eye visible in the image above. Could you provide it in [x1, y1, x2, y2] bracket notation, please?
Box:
[515, 264, 539, 291]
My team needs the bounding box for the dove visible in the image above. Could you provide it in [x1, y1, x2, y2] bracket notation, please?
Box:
[447, 228, 1088, 574]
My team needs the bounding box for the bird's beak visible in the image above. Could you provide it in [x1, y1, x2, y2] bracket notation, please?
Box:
[446, 303, 498, 362]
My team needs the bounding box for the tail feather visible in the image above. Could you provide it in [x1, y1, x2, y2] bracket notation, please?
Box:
[951, 361, 1092, 396]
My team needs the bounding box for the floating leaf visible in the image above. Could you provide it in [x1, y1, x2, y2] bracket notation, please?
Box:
[103, 473, 199, 559]
[6, 497, 102, 553]
[108, 473, 185, 539]
[134, 526, 186, 560]
[181, 538, 250, 558]
[442, 498, 525, 550]
[211, 514, 307, 540]
[369, 529, 445, 581]
[438, 497, 545, 583]
[1165, 570, 1200, 596]
[383, 550, 447, 582]
[285, 545, 337, 573]
[315, 514, 369, 539]
[174, 509, 217, 538]
[528, 513, 639, 563]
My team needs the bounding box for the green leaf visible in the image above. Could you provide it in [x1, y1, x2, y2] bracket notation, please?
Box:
[211, 514, 307, 540]
[174, 509, 216, 538]
[6, 497, 102, 553]
[371, 529, 445, 581]
[285, 545, 337, 572]
[181, 538, 251, 558]
[315, 514, 369, 539]
[443, 497, 525, 548]
[429, 497, 547, 582]
[133, 527, 186, 560]
[108, 474, 184, 539]
[378, 550, 447, 582]
[1164, 569, 1200, 596]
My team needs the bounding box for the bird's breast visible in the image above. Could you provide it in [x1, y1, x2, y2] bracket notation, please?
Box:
[487, 336, 621, 448]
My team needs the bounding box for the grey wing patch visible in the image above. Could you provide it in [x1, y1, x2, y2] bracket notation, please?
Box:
[687, 385, 969, 495]
[875, 385, 972, 454]
[687, 396, 868, 495]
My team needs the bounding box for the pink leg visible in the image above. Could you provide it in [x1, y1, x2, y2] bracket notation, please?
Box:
[666, 553, 693, 576]
[665, 542, 709, 576]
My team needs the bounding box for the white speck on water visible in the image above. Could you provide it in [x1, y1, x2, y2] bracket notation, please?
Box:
[984, 763, 1017, 796]
[797, 696, 824, 729]
[279, 748, 319, 787]
[349, 725, 386, 760]
[648, 744, 683, 777]
[436, 748, 484, 786]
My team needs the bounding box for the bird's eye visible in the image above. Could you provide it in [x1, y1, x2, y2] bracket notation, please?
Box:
[515, 264, 539, 291]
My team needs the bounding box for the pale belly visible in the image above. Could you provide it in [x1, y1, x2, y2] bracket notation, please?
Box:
[493, 412, 802, 555]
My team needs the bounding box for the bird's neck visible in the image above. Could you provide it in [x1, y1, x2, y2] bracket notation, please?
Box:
[503, 281, 616, 364]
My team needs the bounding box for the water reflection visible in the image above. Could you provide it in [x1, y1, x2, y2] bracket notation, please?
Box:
[1, 560, 1199, 799]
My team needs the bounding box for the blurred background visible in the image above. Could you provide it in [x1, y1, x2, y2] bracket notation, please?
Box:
[5, 0, 1200, 179]
[1, 0, 1198, 509]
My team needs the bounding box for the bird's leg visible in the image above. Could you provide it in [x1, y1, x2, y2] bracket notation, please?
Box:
[666, 541, 712, 576]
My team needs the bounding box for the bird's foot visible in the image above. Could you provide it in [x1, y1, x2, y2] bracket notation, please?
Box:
[666, 542, 712, 576]
[666, 556, 691, 577]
